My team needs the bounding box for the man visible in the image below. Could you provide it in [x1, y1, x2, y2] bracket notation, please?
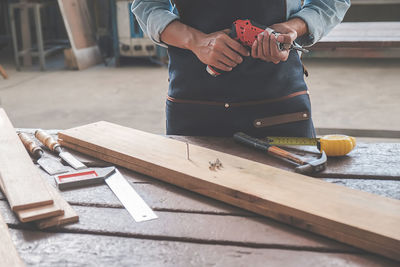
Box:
[132, 0, 350, 137]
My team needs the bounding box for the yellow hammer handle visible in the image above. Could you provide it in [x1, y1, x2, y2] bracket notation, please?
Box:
[319, 135, 356, 157]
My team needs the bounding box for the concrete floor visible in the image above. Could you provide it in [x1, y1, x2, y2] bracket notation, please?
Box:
[1, 49, 399, 137]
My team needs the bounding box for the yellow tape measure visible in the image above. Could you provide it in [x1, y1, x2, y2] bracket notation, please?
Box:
[265, 135, 357, 157]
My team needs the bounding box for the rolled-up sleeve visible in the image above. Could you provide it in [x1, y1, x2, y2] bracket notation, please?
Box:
[131, 0, 179, 47]
[290, 0, 351, 46]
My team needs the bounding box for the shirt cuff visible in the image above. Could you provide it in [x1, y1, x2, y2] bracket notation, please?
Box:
[290, 8, 324, 47]
[146, 9, 179, 47]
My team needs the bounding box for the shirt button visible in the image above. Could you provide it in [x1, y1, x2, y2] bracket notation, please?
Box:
[224, 103, 230, 108]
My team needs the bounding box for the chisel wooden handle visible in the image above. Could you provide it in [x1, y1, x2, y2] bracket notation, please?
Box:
[18, 132, 43, 158]
[35, 129, 60, 152]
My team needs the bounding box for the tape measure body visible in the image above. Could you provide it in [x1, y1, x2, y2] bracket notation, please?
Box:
[266, 135, 356, 157]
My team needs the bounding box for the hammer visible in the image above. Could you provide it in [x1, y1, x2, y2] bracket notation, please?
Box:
[233, 132, 327, 174]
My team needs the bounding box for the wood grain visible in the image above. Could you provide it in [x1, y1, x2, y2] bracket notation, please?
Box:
[0, 212, 24, 267]
[57, 0, 101, 70]
[34, 181, 79, 229]
[0, 109, 53, 211]
[0, 175, 62, 222]
[59, 121, 400, 261]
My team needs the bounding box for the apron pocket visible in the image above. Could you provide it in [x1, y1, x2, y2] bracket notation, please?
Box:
[253, 111, 310, 128]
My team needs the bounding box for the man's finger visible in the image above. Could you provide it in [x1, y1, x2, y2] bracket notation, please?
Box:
[271, 34, 289, 62]
[224, 35, 250, 57]
[262, 31, 270, 59]
[277, 33, 295, 45]
[222, 47, 243, 65]
[212, 60, 232, 72]
[218, 53, 238, 68]
[257, 34, 265, 60]
[269, 34, 280, 62]
[251, 39, 258, 58]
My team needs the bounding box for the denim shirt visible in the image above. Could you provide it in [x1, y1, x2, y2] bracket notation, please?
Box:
[131, 0, 350, 47]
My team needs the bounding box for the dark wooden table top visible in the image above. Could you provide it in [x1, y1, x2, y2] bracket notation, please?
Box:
[0, 131, 399, 266]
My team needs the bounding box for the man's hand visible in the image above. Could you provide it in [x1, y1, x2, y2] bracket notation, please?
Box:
[251, 18, 308, 64]
[190, 30, 249, 72]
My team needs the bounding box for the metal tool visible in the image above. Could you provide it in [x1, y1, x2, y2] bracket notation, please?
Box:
[54, 167, 115, 190]
[54, 165, 157, 222]
[265, 135, 356, 157]
[264, 28, 309, 53]
[105, 169, 157, 222]
[233, 132, 327, 174]
[35, 129, 86, 170]
[18, 132, 69, 175]
[207, 19, 309, 77]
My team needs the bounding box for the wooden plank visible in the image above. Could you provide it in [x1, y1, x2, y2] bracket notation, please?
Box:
[10, 229, 397, 267]
[34, 181, 79, 229]
[0, 213, 24, 267]
[168, 136, 400, 180]
[57, 0, 101, 70]
[58, 122, 400, 261]
[0, 109, 53, 211]
[314, 22, 400, 47]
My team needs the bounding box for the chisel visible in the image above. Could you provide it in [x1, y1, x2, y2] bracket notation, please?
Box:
[18, 133, 69, 175]
[35, 129, 86, 170]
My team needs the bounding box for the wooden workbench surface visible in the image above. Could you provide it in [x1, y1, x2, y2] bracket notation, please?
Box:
[0, 131, 399, 266]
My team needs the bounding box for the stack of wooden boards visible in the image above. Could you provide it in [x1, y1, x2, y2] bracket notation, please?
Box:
[59, 121, 400, 261]
[0, 109, 78, 229]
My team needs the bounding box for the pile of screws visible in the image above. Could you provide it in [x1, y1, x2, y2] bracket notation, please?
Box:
[209, 158, 223, 171]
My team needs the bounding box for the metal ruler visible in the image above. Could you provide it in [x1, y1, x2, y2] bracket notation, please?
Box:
[105, 169, 157, 222]
[265, 136, 319, 146]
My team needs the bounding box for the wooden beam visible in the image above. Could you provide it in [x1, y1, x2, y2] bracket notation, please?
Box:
[0, 212, 24, 267]
[57, 0, 102, 70]
[0, 64, 8, 79]
[0, 108, 53, 211]
[58, 121, 400, 261]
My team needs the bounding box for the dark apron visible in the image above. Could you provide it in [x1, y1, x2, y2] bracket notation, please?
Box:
[166, 0, 315, 138]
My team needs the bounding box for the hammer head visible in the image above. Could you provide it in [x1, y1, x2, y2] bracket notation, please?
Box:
[295, 151, 327, 175]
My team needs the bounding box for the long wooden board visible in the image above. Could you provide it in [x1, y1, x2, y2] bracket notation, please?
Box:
[0, 212, 25, 266]
[58, 121, 400, 261]
[0, 109, 53, 211]
[57, 0, 101, 70]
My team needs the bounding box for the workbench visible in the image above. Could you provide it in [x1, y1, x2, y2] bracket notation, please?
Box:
[0, 130, 399, 266]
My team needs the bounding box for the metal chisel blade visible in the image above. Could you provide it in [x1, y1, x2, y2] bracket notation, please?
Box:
[59, 151, 87, 170]
[37, 157, 69, 175]
[105, 169, 157, 222]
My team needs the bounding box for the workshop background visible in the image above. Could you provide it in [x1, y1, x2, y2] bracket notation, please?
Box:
[0, 0, 399, 140]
